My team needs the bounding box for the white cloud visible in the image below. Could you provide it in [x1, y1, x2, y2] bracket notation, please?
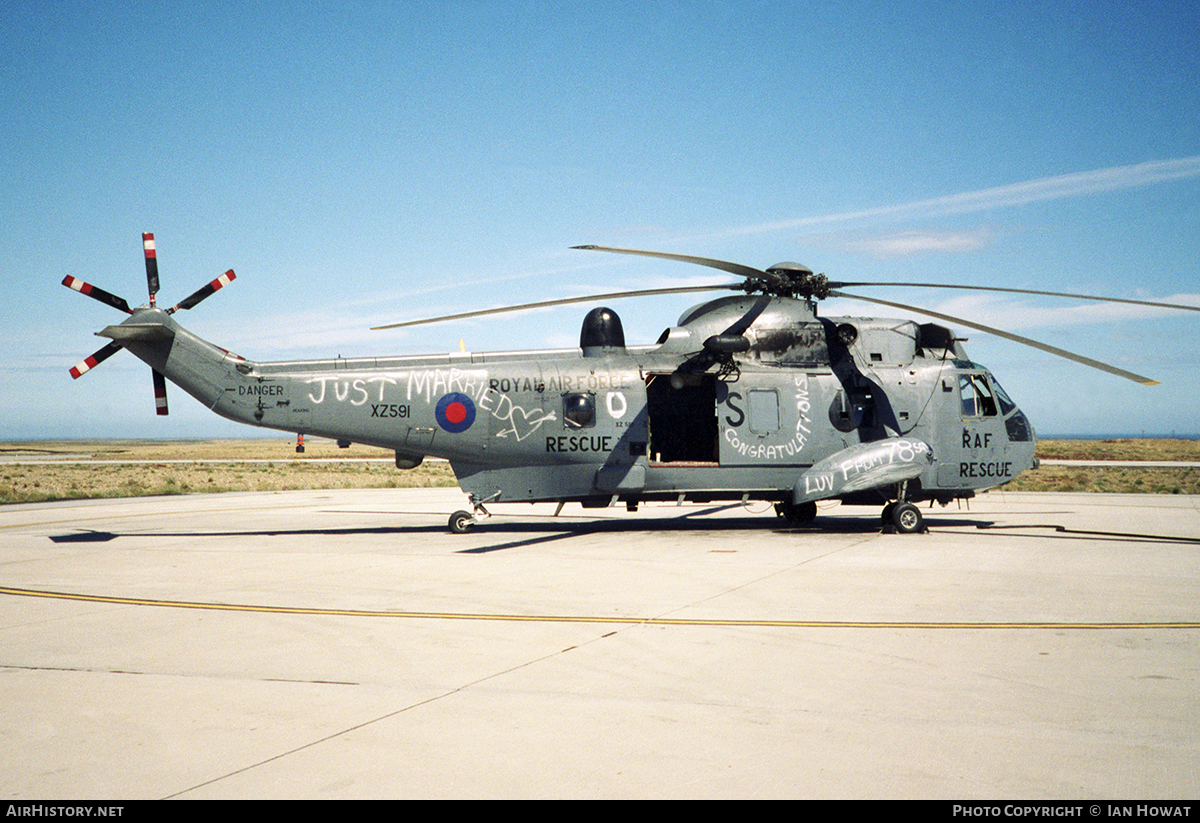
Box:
[693, 155, 1200, 240]
[804, 227, 995, 258]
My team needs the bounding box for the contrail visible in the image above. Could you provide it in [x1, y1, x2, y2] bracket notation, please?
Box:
[699, 155, 1200, 240]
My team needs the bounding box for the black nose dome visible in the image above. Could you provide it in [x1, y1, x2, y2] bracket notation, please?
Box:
[580, 306, 626, 356]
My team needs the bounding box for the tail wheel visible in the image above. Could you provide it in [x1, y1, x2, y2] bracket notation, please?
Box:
[449, 510, 475, 534]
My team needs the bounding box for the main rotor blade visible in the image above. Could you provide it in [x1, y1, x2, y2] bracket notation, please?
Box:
[371, 284, 738, 330]
[572, 245, 768, 280]
[62, 276, 133, 314]
[152, 370, 169, 415]
[827, 289, 1160, 385]
[829, 281, 1200, 313]
[69, 341, 123, 379]
[143, 232, 160, 305]
[169, 269, 237, 313]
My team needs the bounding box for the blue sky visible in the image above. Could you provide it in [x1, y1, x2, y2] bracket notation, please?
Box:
[3, 0, 1198, 439]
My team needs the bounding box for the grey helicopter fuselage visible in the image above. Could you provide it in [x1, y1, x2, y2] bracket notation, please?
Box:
[108, 291, 1037, 513]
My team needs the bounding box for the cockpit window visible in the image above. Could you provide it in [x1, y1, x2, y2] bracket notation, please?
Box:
[959, 374, 998, 417]
[988, 374, 1017, 416]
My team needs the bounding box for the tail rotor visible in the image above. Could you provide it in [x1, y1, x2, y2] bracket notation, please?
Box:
[68, 340, 124, 379]
[152, 370, 169, 416]
[64, 233, 236, 416]
[143, 232, 160, 306]
[168, 269, 236, 313]
[61, 276, 133, 315]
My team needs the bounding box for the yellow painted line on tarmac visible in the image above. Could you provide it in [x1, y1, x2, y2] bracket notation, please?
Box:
[2, 586, 1198, 629]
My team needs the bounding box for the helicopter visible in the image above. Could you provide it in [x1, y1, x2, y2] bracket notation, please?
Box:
[64, 234, 1199, 534]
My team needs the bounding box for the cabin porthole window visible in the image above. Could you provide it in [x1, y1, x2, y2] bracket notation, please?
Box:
[563, 393, 596, 429]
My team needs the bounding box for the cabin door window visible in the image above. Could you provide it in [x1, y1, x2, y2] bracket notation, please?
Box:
[748, 389, 780, 435]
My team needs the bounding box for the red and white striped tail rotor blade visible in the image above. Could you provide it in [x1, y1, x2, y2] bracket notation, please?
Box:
[69, 341, 123, 379]
[62, 276, 133, 314]
[152, 370, 169, 415]
[170, 270, 237, 313]
[143, 232, 160, 305]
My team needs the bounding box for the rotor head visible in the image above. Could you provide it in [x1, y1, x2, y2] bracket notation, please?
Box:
[754, 262, 829, 300]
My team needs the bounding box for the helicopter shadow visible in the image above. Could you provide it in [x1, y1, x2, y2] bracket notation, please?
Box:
[71, 490, 1200, 553]
[47, 513, 1190, 556]
[47, 525, 425, 545]
[45, 505, 998, 555]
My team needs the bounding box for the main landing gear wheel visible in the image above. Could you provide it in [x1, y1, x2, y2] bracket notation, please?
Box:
[889, 501, 924, 534]
[775, 500, 817, 526]
[448, 510, 475, 534]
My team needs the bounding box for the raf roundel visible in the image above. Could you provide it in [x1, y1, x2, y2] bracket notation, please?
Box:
[435, 392, 476, 433]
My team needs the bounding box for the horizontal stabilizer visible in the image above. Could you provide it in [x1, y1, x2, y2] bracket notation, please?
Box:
[98, 323, 176, 343]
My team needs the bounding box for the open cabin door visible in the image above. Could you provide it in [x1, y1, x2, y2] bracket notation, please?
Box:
[645, 373, 719, 464]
